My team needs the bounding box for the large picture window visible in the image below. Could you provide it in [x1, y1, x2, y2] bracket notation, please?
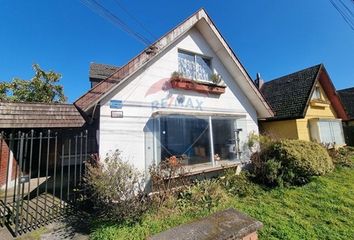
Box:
[178, 50, 212, 82]
[160, 115, 211, 165]
[212, 117, 238, 161]
[155, 114, 244, 168]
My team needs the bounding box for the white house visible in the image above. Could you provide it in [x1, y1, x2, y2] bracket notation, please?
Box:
[74, 9, 273, 175]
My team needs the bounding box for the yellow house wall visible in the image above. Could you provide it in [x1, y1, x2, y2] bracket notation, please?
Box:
[297, 83, 338, 141]
[260, 120, 298, 139]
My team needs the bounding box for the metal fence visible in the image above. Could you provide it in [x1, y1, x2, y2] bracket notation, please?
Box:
[0, 130, 89, 237]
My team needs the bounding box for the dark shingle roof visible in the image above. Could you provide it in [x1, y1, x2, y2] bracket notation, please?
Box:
[0, 102, 85, 128]
[89, 63, 120, 81]
[338, 87, 354, 120]
[261, 64, 322, 120]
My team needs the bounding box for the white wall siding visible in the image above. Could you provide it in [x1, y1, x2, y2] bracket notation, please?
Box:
[99, 28, 259, 172]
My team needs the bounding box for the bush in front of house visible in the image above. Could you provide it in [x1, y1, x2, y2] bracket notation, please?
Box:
[220, 169, 258, 197]
[327, 146, 354, 168]
[177, 179, 227, 212]
[149, 157, 190, 207]
[251, 138, 334, 186]
[84, 150, 149, 223]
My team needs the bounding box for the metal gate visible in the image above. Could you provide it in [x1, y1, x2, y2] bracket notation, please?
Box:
[0, 130, 89, 237]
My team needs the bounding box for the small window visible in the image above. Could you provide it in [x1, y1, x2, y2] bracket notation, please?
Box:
[178, 50, 212, 82]
[311, 86, 321, 100]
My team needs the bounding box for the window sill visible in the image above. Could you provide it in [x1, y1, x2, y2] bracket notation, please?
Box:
[164, 161, 240, 180]
[170, 77, 226, 95]
[310, 100, 329, 108]
[184, 161, 240, 175]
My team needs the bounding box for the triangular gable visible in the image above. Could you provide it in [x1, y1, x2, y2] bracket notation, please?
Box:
[308, 65, 349, 120]
[74, 8, 273, 118]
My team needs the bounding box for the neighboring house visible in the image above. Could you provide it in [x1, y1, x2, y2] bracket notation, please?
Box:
[74, 8, 273, 175]
[0, 101, 86, 188]
[338, 87, 354, 126]
[259, 64, 348, 146]
[338, 87, 354, 146]
[89, 63, 120, 88]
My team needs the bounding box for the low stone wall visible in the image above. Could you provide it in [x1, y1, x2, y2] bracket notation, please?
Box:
[149, 208, 263, 240]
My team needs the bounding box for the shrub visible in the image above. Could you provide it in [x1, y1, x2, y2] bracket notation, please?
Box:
[251, 139, 334, 186]
[327, 146, 354, 168]
[177, 179, 226, 212]
[84, 150, 148, 223]
[220, 169, 257, 197]
[149, 157, 189, 207]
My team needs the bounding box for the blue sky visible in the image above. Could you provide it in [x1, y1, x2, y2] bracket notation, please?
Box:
[0, 0, 353, 103]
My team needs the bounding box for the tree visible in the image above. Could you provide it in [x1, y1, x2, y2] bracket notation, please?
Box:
[0, 64, 67, 103]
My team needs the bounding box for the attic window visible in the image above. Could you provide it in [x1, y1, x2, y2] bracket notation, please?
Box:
[311, 86, 322, 100]
[178, 50, 212, 82]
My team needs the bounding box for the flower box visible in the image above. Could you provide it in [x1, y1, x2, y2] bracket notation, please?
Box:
[170, 77, 226, 95]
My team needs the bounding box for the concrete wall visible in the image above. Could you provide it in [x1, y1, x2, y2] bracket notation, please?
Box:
[98, 28, 260, 172]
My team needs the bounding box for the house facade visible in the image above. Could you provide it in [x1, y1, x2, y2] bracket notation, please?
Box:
[259, 64, 348, 146]
[74, 9, 273, 174]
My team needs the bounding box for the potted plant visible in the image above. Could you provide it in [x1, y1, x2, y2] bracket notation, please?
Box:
[170, 71, 195, 89]
[171, 71, 183, 81]
[169, 71, 226, 95]
[209, 73, 222, 85]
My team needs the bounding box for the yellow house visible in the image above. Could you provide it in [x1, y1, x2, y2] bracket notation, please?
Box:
[257, 64, 349, 145]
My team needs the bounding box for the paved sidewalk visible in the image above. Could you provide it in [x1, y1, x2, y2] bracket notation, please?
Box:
[0, 212, 90, 240]
[40, 221, 89, 240]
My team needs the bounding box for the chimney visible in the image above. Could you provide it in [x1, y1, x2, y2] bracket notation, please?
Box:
[254, 73, 264, 89]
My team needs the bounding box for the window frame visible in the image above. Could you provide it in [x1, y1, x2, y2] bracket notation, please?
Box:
[310, 119, 345, 146]
[178, 49, 213, 82]
[153, 114, 245, 168]
[311, 86, 322, 100]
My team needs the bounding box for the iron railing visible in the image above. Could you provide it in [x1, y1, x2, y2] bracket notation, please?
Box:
[0, 130, 89, 236]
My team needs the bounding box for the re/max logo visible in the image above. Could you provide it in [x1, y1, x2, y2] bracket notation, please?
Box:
[151, 95, 203, 110]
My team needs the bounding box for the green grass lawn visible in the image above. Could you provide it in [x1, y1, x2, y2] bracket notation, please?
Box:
[90, 166, 354, 240]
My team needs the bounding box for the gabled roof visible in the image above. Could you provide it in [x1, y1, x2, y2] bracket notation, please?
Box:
[74, 8, 273, 118]
[338, 87, 354, 120]
[261, 64, 321, 120]
[89, 63, 120, 81]
[0, 102, 85, 128]
[261, 64, 348, 121]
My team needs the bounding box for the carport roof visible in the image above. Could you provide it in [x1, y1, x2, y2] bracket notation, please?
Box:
[0, 101, 85, 129]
